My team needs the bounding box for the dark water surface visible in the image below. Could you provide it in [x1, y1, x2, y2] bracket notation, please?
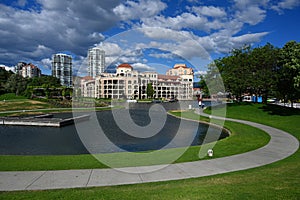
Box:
[0, 102, 228, 155]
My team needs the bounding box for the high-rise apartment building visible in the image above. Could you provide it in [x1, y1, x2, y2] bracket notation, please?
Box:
[88, 47, 105, 78]
[52, 53, 72, 87]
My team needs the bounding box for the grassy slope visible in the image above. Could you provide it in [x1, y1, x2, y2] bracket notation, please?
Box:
[1, 103, 299, 199]
[0, 93, 27, 101]
[0, 93, 53, 114]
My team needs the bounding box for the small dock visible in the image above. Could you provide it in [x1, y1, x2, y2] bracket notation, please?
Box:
[0, 115, 90, 127]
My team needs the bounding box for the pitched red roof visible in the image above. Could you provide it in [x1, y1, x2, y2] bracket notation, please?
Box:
[117, 63, 133, 69]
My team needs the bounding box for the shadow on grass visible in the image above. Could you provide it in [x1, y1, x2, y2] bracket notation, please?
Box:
[206, 102, 300, 117]
[205, 102, 255, 111]
[259, 104, 300, 116]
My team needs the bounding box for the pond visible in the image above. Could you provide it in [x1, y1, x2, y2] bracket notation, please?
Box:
[0, 102, 228, 155]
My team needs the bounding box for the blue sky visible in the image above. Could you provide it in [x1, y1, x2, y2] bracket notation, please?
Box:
[0, 0, 299, 76]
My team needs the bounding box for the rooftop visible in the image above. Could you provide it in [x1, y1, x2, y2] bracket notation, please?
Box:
[117, 63, 133, 69]
[173, 64, 187, 69]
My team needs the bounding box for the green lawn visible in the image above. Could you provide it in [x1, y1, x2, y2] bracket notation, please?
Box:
[0, 103, 299, 199]
[0, 96, 53, 115]
[0, 93, 27, 101]
[204, 103, 300, 136]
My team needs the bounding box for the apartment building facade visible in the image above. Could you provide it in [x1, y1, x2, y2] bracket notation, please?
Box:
[88, 47, 105, 78]
[81, 63, 194, 100]
[15, 62, 41, 78]
[52, 53, 73, 87]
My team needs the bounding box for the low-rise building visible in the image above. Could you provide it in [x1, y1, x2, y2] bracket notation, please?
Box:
[81, 76, 96, 98]
[81, 63, 194, 100]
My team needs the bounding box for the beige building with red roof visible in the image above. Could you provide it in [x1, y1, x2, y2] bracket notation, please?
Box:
[81, 63, 194, 100]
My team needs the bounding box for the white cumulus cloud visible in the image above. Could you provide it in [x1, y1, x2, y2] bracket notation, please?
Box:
[132, 63, 155, 71]
[272, 0, 300, 13]
[113, 0, 167, 21]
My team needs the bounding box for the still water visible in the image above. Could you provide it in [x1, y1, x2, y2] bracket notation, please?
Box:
[0, 102, 228, 155]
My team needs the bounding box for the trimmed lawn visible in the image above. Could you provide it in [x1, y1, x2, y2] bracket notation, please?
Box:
[0, 93, 27, 101]
[205, 103, 300, 137]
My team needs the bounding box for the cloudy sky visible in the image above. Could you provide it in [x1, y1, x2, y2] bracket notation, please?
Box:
[0, 0, 300, 75]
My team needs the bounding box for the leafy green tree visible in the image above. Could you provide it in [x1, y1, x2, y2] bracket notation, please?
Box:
[250, 43, 280, 103]
[277, 41, 300, 105]
[198, 75, 208, 96]
[0, 68, 13, 95]
[206, 44, 281, 103]
[215, 46, 252, 101]
[27, 75, 61, 87]
[146, 83, 155, 98]
[5, 74, 28, 96]
[203, 62, 226, 97]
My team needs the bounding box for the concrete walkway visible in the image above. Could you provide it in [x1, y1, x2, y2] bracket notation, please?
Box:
[0, 109, 298, 191]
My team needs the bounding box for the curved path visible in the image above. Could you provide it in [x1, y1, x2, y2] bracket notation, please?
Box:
[0, 109, 298, 191]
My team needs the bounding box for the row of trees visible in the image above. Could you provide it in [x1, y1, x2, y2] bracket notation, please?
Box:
[200, 41, 300, 104]
[0, 69, 72, 99]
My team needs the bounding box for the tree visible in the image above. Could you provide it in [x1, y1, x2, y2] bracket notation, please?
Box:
[208, 44, 281, 103]
[277, 41, 300, 105]
[5, 74, 28, 96]
[25, 75, 62, 99]
[198, 75, 208, 96]
[0, 68, 13, 95]
[215, 46, 252, 101]
[27, 75, 61, 87]
[250, 43, 280, 103]
[146, 83, 155, 99]
[203, 62, 226, 97]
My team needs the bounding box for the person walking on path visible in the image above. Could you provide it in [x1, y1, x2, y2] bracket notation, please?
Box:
[197, 92, 205, 109]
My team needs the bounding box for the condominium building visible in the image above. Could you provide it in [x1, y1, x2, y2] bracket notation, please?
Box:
[15, 62, 26, 75]
[81, 63, 194, 100]
[15, 62, 41, 78]
[88, 47, 105, 78]
[81, 76, 96, 98]
[52, 53, 73, 87]
[166, 64, 193, 76]
[21, 63, 41, 78]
